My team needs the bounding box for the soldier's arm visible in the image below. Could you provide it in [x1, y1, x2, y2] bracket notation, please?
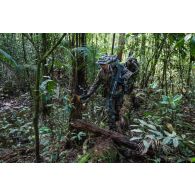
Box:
[81, 71, 102, 100]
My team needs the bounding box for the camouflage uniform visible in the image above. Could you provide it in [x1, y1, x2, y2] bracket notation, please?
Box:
[124, 55, 139, 94]
[81, 55, 134, 131]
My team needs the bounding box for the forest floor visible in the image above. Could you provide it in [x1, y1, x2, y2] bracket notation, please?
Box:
[0, 92, 34, 162]
[0, 88, 195, 163]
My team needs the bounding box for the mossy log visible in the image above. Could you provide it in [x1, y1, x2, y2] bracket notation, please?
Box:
[70, 119, 139, 150]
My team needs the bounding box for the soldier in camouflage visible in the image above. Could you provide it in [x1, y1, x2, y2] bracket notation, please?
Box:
[80, 54, 138, 131]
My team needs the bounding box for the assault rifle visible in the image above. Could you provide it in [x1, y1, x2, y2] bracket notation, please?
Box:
[110, 64, 124, 97]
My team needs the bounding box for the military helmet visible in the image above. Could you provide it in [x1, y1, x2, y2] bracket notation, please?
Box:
[96, 54, 119, 65]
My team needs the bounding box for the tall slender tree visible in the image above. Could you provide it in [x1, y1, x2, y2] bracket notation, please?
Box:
[117, 33, 126, 61]
[33, 33, 66, 162]
[111, 33, 115, 55]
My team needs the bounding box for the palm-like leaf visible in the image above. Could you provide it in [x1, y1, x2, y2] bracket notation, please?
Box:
[0, 48, 19, 71]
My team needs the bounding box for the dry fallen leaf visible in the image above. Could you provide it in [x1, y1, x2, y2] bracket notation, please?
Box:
[166, 123, 174, 133]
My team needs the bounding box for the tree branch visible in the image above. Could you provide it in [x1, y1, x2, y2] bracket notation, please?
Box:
[39, 33, 67, 63]
[23, 33, 36, 50]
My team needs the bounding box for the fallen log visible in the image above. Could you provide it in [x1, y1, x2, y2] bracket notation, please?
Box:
[70, 119, 139, 151]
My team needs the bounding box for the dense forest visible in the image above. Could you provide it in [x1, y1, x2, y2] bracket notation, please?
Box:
[0, 33, 195, 163]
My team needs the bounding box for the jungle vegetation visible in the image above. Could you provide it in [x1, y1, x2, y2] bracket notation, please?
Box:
[0, 33, 195, 163]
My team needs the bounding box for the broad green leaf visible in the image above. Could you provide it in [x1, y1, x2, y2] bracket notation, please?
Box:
[142, 140, 151, 154]
[78, 131, 86, 137]
[47, 80, 56, 93]
[51, 152, 58, 162]
[131, 129, 143, 133]
[40, 139, 49, 146]
[171, 131, 177, 137]
[162, 95, 168, 102]
[0, 48, 19, 70]
[77, 131, 86, 140]
[164, 131, 171, 136]
[146, 123, 157, 131]
[175, 38, 184, 48]
[156, 135, 164, 140]
[163, 136, 172, 145]
[39, 126, 51, 134]
[148, 129, 163, 137]
[191, 157, 195, 163]
[173, 138, 179, 148]
[181, 134, 186, 139]
[40, 79, 56, 94]
[171, 102, 176, 109]
[191, 36, 195, 57]
[184, 34, 192, 42]
[145, 134, 155, 140]
[78, 153, 91, 163]
[54, 60, 66, 68]
[129, 137, 142, 141]
[138, 119, 148, 127]
[188, 141, 195, 145]
[9, 128, 18, 134]
[2, 124, 11, 129]
[144, 111, 152, 117]
[173, 94, 182, 103]
[149, 82, 158, 89]
[143, 140, 150, 149]
[192, 35, 195, 45]
[137, 119, 157, 131]
[160, 95, 169, 105]
[156, 89, 163, 93]
[160, 101, 169, 105]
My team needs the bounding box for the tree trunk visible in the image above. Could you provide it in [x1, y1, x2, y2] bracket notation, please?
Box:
[42, 33, 48, 76]
[22, 34, 33, 96]
[71, 33, 75, 48]
[41, 33, 49, 119]
[111, 33, 115, 55]
[117, 33, 126, 61]
[69, 33, 87, 123]
[144, 34, 166, 87]
[162, 57, 168, 95]
[32, 33, 66, 162]
[187, 42, 195, 87]
[77, 33, 87, 89]
[33, 58, 41, 162]
[178, 48, 184, 91]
